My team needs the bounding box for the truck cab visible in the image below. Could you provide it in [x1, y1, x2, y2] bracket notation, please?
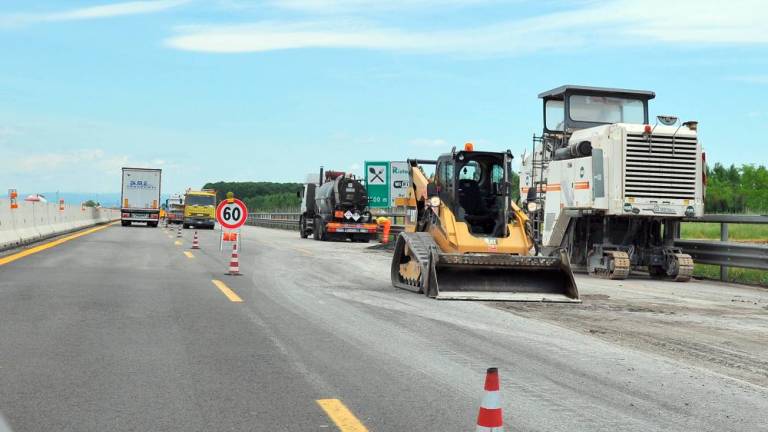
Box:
[183, 189, 217, 229]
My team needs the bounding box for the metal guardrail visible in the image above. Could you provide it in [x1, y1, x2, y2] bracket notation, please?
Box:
[247, 212, 405, 237]
[675, 214, 768, 281]
[674, 240, 768, 270]
[683, 214, 768, 224]
[248, 211, 767, 281]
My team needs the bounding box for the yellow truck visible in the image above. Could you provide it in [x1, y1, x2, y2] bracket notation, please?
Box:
[183, 189, 217, 229]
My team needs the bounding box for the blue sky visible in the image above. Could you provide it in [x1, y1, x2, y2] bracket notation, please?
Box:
[1, 0, 767, 194]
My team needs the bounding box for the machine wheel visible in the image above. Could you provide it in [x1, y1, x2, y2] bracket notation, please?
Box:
[121, 221, 129, 227]
[590, 251, 630, 280]
[649, 253, 693, 282]
[669, 253, 694, 282]
[299, 216, 309, 238]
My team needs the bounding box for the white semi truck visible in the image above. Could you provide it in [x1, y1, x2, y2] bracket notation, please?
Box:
[121, 167, 162, 227]
[520, 85, 705, 281]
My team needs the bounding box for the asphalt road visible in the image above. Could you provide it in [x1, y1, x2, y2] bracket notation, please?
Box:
[0, 223, 766, 431]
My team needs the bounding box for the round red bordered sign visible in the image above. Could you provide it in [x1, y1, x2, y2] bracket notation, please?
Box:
[216, 198, 248, 229]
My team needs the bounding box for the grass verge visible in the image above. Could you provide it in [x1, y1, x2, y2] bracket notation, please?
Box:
[681, 223, 768, 241]
[694, 263, 768, 287]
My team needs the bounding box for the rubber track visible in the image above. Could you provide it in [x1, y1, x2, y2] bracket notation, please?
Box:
[673, 253, 694, 282]
[391, 232, 438, 292]
[591, 251, 631, 280]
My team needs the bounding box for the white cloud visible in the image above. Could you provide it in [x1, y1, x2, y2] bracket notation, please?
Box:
[0, 148, 170, 175]
[0, 0, 190, 27]
[166, 0, 768, 55]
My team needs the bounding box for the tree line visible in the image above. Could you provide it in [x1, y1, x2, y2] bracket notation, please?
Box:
[202, 181, 302, 211]
[706, 163, 768, 213]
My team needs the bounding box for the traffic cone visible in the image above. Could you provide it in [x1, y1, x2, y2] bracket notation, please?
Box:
[228, 243, 240, 275]
[476, 368, 503, 431]
[177, 226, 182, 238]
[381, 218, 392, 244]
[191, 231, 200, 249]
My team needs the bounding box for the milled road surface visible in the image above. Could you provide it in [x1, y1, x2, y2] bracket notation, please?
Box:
[0, 223, 766, 431]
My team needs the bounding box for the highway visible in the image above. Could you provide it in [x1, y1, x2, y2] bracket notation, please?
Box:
[0, 223, 766, 431]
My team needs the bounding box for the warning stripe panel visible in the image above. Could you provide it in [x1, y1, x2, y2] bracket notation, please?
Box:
[574, 181, 590, 190]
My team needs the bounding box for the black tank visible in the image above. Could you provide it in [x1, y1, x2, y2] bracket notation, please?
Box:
[315, 176, 368, 215]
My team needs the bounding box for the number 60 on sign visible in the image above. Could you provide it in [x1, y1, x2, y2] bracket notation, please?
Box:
[216, 198, 248, 230]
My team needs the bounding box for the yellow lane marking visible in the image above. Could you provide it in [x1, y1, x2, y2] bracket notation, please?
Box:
[316, 399, 369, 432]
[183, 251, 194, 258]
[0, 222, 118, 267]
[174, 240, 182, 246]
[295, 247, 313, 256]
[212, 279, 243, 303]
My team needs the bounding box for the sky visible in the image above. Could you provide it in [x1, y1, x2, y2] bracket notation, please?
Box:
[1, 0, 767, 195]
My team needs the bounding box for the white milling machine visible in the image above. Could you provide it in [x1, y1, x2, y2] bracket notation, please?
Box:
[520, 86, 705, 280]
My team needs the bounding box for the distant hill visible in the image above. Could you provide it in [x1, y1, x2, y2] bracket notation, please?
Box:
[202, 181, 302, 211]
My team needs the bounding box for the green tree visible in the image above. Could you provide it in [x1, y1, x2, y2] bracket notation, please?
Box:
[202, 181, 302, 211]
[705, 163, 768, 213]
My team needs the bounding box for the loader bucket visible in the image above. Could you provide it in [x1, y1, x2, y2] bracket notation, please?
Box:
[428, 249, 580, 302]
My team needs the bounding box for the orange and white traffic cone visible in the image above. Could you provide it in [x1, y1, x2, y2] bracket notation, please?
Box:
[191, 231, 200, 249]
[476, 368, 503, 431]
[228, 243, 240, 275]
[381, 218, 392, 244]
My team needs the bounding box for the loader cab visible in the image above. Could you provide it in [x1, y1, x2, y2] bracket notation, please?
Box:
[434, 148, 512, 236]
[540, 85, 655, 138]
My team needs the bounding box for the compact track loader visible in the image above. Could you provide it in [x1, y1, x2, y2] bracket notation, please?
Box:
[391, 144, 579, 302]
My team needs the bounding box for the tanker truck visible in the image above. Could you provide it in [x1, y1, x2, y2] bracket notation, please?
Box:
[298, 167, 378, 242]
[519, 85, 705, 281]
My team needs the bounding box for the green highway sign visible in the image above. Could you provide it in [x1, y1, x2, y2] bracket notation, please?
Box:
[364, 161, 390, 208]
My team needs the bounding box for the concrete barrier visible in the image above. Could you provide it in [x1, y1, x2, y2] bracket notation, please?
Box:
[0, 199, 120, 251]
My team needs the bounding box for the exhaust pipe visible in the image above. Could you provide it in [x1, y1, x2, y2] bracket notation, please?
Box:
[554, 140, 592, 160]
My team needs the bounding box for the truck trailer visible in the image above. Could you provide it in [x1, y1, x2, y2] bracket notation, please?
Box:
[121, 167, 162, 227]
[165, 194, 184, 224]
[299, 168, 378, 242]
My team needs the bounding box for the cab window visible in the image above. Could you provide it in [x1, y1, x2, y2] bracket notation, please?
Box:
[491, 164, 504, 185]
[545, 100, 564, 131]
[458, 161, 480, 181]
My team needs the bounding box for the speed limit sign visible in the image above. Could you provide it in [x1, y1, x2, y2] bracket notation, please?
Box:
[216, 198, 248, 230]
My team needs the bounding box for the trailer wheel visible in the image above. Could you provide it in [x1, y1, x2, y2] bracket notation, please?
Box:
[299, 215, 309, 238]
[312, 217, 321, 240]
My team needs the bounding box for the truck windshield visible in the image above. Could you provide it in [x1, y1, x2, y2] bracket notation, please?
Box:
[186, 196, 215, 206]
[569, 95, 645, 124]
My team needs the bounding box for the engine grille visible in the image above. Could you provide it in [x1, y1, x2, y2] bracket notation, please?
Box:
[624, 133, 698, 200]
